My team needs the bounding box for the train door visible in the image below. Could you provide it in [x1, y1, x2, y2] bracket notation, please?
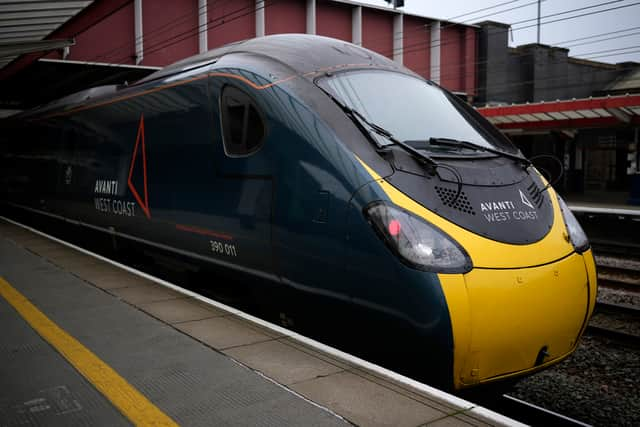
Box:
[207, 79, 274, 278]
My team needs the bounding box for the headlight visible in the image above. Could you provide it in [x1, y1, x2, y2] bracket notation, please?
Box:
[556, 195, 590, 253]
[364, 202, 472, 273]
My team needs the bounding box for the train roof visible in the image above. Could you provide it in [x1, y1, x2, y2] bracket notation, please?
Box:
[138, 34, 403, 85]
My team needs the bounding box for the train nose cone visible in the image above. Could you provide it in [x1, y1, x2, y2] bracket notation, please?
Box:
[440, 251, 597, 389]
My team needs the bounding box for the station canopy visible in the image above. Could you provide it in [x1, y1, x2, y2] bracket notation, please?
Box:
[0, 1, 157, 112]
[477, 94, 640, 133]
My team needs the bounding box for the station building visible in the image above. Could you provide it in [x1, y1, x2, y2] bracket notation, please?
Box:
[474, 21, 640, 205]
[0, 0, 478, 111]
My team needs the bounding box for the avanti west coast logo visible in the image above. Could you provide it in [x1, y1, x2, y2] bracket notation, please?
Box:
[93, 114, 150, 218]
[480, 189, 538, 223]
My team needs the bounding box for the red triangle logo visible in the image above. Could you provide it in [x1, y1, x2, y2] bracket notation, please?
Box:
[128, 114, 151, 219]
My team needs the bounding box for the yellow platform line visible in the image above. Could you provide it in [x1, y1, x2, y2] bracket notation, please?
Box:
[0, 276, 178, 427]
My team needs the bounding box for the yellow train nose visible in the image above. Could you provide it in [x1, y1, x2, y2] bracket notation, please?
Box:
[440, 250, 597, 389]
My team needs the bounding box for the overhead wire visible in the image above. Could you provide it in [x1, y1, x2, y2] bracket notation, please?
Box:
[385, 0, 545, 52]
[470, 63, 640, 101]
[80, 0, 536, 69]
[128, 1, 640, 115]
[45, 0, 265, 93]
[96, 0, 259, 65]
[29, 0, 533, 104]
[409, 32, 640, 88]
[334, 0, 531, 51]
[91, 0, 212, 63]
[386, 0, 640, 60]
[29, 0, 640, 104]
[407, 45, 640, 99]
[381, 0, 640, 88]
[139, 1, 273, 63]
[124, 0, 640, 76]
[554, 24, 640, 47]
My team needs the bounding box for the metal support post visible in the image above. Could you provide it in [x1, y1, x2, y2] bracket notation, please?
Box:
[352, 6, 362, 45]
[199, 0, 208, 54]
[134, 0, 143, 64]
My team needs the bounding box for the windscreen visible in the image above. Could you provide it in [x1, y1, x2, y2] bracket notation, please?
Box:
[317, 69, 518, 154]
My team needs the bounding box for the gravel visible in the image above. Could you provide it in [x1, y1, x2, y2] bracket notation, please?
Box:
[594, 255, 640, 272]
[510, 336, 640, 426]
[597, 287, 640, 307]
[589, 311, 640, 337]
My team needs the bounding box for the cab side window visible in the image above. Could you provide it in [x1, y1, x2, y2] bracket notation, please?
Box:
[220, 85, 266, 157]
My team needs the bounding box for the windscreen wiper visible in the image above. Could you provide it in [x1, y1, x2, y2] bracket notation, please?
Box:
[352, 108, 443, 174]
[429, 137, 487, 151]
[408, 137, 531, 166]
[315, 86, 439, 172]
[338, 103, 440, 174]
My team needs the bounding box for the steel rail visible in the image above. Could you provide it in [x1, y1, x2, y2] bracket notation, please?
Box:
[472, 394, 593, 426]
[588, 302, 640, 347]
[585, 324, 640, 347]
[595, 301, 640, 317]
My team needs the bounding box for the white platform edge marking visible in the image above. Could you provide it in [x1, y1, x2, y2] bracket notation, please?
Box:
[569, 204, 640, 217]
[0, 215, 525, 427]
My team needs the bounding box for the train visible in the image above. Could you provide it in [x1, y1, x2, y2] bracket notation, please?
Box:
[0, 34, 597, 390]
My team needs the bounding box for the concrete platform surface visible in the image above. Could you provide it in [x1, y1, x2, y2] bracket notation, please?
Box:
[566, 197, 640, 216]
[0, 218, 520, 426]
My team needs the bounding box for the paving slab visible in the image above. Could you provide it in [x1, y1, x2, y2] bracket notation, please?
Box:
[109, 282, 184, 305]
[428, 413, 491, 427]
[175, 316, 276, 350]
[80, 271, 155, 290]
[44, 253, 103, 268]
[225, 313, 287, 339]
[224, 339, 345, 385]
[291, 371, 451, 427]
[140, 297, 225, 324]
[57, 262, 122, 277]
[277, 337, 355, 371]
[20, 240, 65, 252]
[348, 367, 461, 415]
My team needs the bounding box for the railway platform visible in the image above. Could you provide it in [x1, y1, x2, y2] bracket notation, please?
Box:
[566, 192, 640, 217]
[568, 200, 640, 217]
[0, 218, 519, 427]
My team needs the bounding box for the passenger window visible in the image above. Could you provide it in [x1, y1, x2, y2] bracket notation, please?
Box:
[220, 85, 266, 156]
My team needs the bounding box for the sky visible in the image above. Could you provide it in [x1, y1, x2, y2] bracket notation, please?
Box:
[358, 0, 640, 64]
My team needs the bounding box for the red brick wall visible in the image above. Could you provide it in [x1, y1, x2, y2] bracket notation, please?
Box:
[208, 0, 256, 49]
[440, 25, 475, 92]
[362, 8, 393, 58]
[317, 0, 351, 42]
[265, 0, 306, 34]
[403, 15, 431, 79]
[68, 1, 135, 64]
[464, 26, 477, 95]
[142, 0, 198, 67]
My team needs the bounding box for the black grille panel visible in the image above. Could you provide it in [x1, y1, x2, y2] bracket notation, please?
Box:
[435, 186, 476, 215]
[527, 182, 544, 208]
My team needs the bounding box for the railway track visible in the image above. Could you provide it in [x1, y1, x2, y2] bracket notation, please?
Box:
[591, 238, 640, 259]
[586, 301, 640, 347]
[473, 394, 592, 426]
[593, 251, 640, 292]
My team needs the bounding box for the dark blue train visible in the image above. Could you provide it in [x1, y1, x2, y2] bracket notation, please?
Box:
[0, 35, 597, 390]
